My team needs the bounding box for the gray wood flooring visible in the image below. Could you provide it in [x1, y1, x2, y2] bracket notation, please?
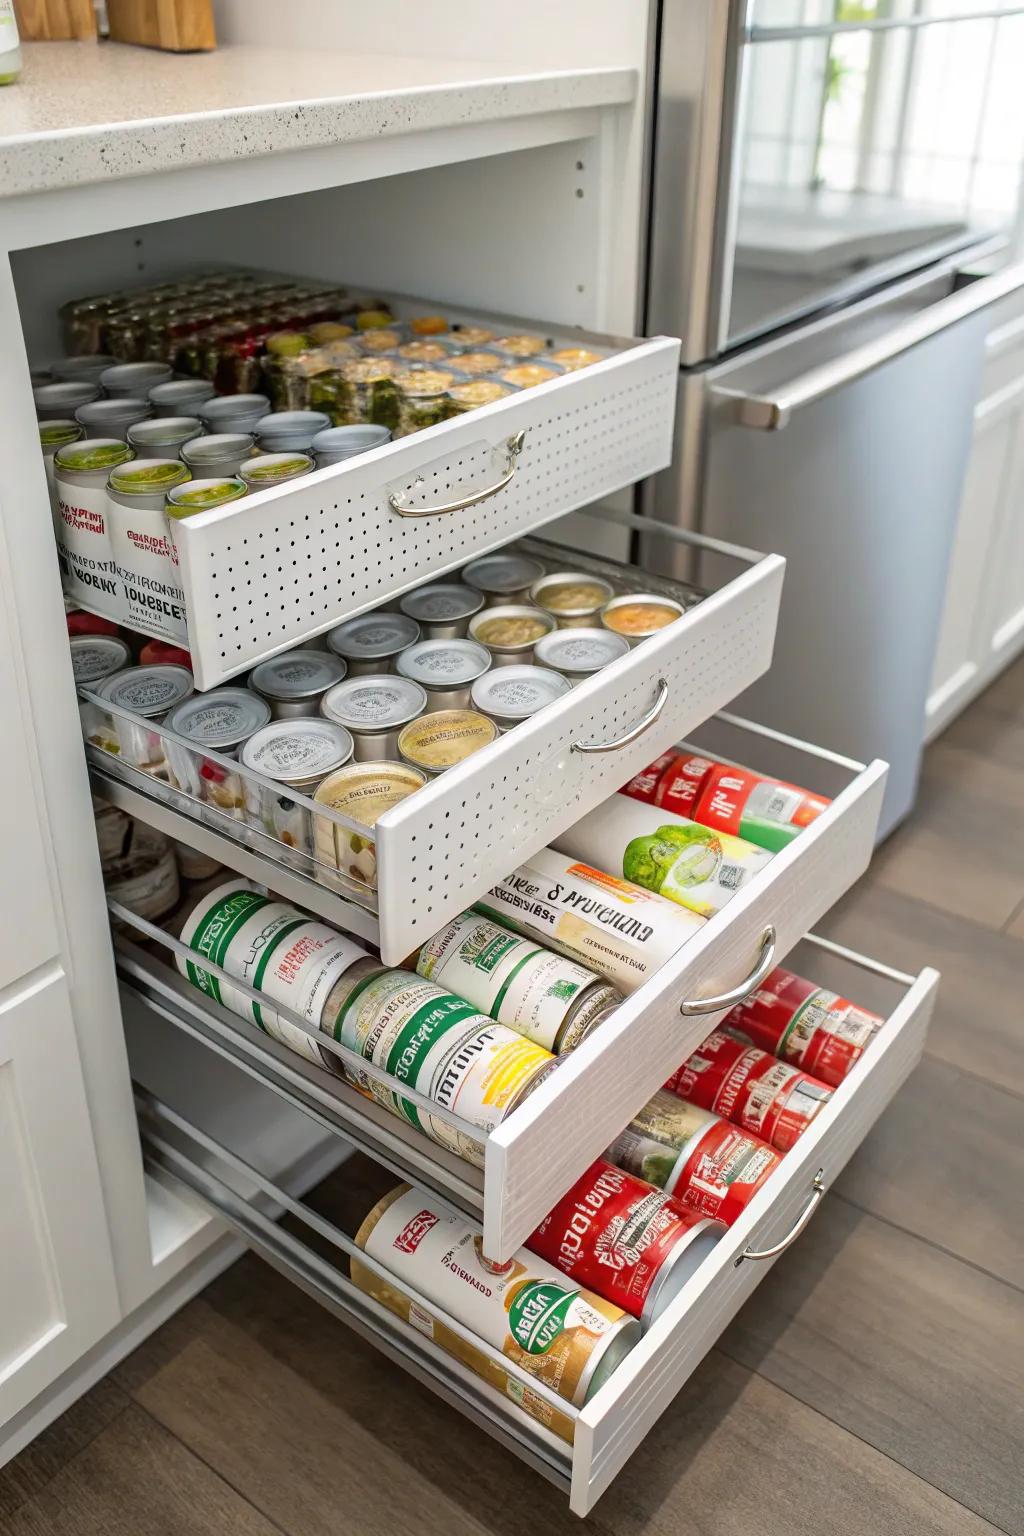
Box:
[4, 663, 1023, 1535]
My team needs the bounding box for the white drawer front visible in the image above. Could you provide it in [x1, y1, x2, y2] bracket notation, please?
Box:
[172, 337, 680, 689]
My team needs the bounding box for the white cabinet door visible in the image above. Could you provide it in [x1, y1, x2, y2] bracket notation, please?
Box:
[985, 400, 1024, 668]
[0, 967, 121, 1425]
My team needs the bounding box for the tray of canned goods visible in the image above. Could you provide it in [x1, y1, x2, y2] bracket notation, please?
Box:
[77, 511, 785, 960]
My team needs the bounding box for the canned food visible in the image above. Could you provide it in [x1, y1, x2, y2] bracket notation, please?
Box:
[623, 752, 714, 816]
[687, 763, 830, 853]
[530, 573, 615, 628]
[199, 394, 271, 435]
[106, 459, 191, 641]
[240, 717, 354, 858]
[312, 760, 424, 889]
[164, 688, 272, 816]
[606, 1091, 781, 1223]
[528, 1160, 722, 1323]
[324, 968, 555, 1166]
[493, 334, 549, 358]
[40, 420, 84, 536]
[94, 798, 131, 863]
[104, 822, 180, 930]
[34, 381, 101, 420]
[239, 452, 314, 489]
[548, 347, 604, 371]
[139, 639, 191, 667]
[397, 709, 497, 775]
[148, 378, 217, 415]
[468, 605, 555, 665]
[325, 613, 421, 676]
[398, 585, 485, 641]
[477, 846, 705, 995]
[51, 354, 116, 385]
[446, 379, 515, 413]
[181, 433, 255, 479]
[665, 1030, 832, 1152]
[71, 634, 131, 686]
[75, 397, 153, 442]
[54, 438, 134, 613]
[394, 368, 459, 436]
[353, 1184, 639, 1441]
[470, 664, 570, 729]
[253, 410, 332, 453]
[178, 880, 372, 1065]
[248, 650, 348, 719]
[600, 593, 686, 644]
[533, 627, 629, 684]
[320, 674, 427, 762]
[311, 424, 391, 467]
[554, 797, 775, 919]
[722, 966, 883, 1087]
[166, 478, 248, 518]
[99, 361, 174, 397]
[417, 910, 620, 1053]
[395, 638, 490, 710]
[172, 840, 224, 881]
[90, 664, 194, 774]
[462, 552, 545, 605]
[127, 417, 203, 455]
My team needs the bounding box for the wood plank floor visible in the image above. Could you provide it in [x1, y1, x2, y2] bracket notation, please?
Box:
[4, 662, 1024, 1536]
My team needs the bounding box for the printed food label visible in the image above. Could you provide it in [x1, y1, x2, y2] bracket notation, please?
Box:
[57, 480, 120, 617]
[605, 1092, 717, 1191]
[340, 684, 412, 722]
[667, 1031, 830, 1152]
[414, 647, 476, 681]
[724, 967, 882, 1087]
[417, 911, 599, 1050]
[548, 635, 620, 669]
[106, 671, 190, 713]
[248, 725, 344, 778]
[107, 501, 188, 642]
[671, 1118, 780, 1223]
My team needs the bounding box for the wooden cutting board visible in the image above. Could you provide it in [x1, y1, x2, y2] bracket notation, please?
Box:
[105, 0, 215, 50]
[13, 0, 97, 39]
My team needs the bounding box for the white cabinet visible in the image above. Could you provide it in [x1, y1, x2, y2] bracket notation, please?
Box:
[0, 969, 120, 1424]
[927, 303, 1024, 738]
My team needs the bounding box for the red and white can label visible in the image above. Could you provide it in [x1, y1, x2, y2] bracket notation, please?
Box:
[693, 764, 829, 839]
[655, 754, 715, 816]
[528, 1159, 712, 1319]
[622, 752, 677, 805]
[724, 967, 882, 1088]
[665, 1030, 831, 1151]
[670, 1117, 780, 1224]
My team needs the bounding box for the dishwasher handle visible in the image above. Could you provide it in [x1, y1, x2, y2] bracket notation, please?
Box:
[713, 261, 1024, 431]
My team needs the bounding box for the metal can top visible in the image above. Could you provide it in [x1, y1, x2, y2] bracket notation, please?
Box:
[326, 612, 420, 662]
[239, 452, 314, 488]
[471, 664, 571, 723]
[166, 478, 247, 516]
[200, 394, 271, 426]
[399, 584, 485, 626]
[181, 433, 255, 466]
[461, 552, 545, 596]
[127, 416, 203, 449]
[99, 362, 173, 393]
[75, 397, 152, 427]
[149, 378, 217, 410]
[249, 650, 348, 701]
[241, 717, 354, 785]
[70, 634, 132, 686]
[395, 638, 491, 689]
[397, 709, 497, 773]
[98, 664, 194, 719]
[165, 688, 271, 750]
[34, 381, 101, 412]
[54, 438, 134, 475]
[533, 627, 630, 675]
[320, 675, 427, 731]
[39, 419, 84, 449]
[108, 458, 190, 497]
[312, 425, 392, 460]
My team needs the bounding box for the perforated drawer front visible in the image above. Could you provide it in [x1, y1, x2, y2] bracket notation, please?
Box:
[172, 337, 680, 688]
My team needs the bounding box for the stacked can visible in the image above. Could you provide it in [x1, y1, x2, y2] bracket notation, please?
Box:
[722, 966, 883, 1087]
[622, 751, 831, 852]
[664, 1030, 831, 1152]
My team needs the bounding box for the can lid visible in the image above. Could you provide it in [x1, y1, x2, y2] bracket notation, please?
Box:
[239, 452, 314, 486]
[127, 416, 203, 445]
[75, 397, 152, 424]
[70, 634, 132, 685]
[149, 378, 217, 407]
[181, 432, 255, 463]
[165, 688, 271, 748]
[471, 664, 570, 721]
[166, 477, 247, 515]
[312, 425, 391, 457]
[321, 674, 427, 729]
[200, 394, 270, 422]
[534, 627, 629, 673]
[98, 664, 194, 717]
[51, 354, 116, 382]
[108, 458, 191, 495]
[39, 419, 84, 448]
[399, 584, 484, 625]
[241, 718, 355, 783]
[313, 759, 425, 825]
[255, 411, 332, 436]
[462, 552, 546, 595]
[54, 438, 135, 473]
[99, 362, 173, 389]
[398, 709, 497, 770]
[326, 612, 420, 660]
[34, 381, 101, 409]
[396, 638, 490, 687]
[249, 650, 347, 700]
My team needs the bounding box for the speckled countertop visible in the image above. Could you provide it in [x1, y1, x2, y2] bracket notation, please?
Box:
[0, 42, 635, 199]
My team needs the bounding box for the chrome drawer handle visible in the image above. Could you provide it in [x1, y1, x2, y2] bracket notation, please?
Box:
[388, 430, 526, 517]
[679, 925, 776, 1016]
[736, 1170, 826, 1265]
[572, 679, 670, 754]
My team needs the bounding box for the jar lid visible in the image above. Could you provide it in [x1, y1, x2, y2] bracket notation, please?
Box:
[462, 552, 545, 595]
[70, 634, 132, 685]
[241, 718, 354, 784]
[98, 664, 194, 717]
[249, 650, 347, 700]
[166, 478, 247, 515]
[108, 458, 191, 495]
[534, 628, 629, 673]
[39, 419, 84, 448]
[54, 438, 135, 473]
[396, 638, 491, 688]
[399, 584, 484, 625]
[471, 664, 570, 722]
[165, 688, 271, 748]
[320, 675, 427, 730]
[326, 612, 420, 661]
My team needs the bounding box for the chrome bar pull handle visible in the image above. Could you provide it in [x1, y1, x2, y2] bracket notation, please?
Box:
[388, 430, 526, 517]
[736, 1171, 826, 1265]
[680, 925, 776, 1016]
[572, 679, 670, 754]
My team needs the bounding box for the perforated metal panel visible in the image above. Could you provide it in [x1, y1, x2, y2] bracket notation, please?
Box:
[173, 337, 680, 688]
[373, 553, 785, 962]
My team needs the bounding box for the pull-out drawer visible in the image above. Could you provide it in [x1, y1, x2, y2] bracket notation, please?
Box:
[85, 514, 785, 964]
[137, 936, 938, 1517]
[109, 713, 887, 1262]
[164, 321, 681, 689]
